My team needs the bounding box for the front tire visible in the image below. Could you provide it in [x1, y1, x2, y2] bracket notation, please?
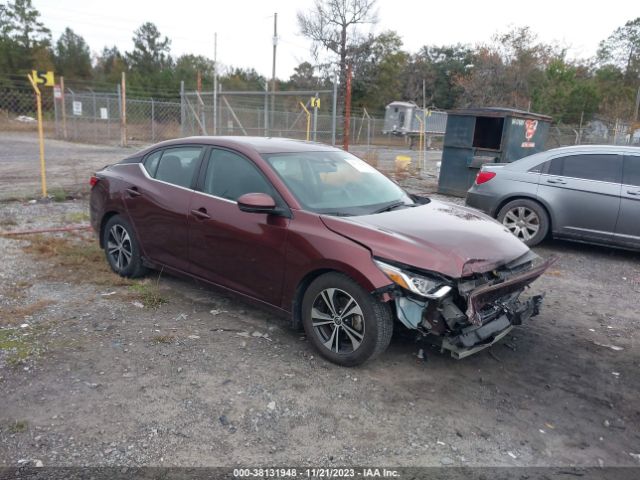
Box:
[102, 214, 148, 278]
[497, 199, 549, 247]
[301, 273, 393, 367]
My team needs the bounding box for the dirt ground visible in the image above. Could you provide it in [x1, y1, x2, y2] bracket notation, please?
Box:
[0, 136, 639, 468]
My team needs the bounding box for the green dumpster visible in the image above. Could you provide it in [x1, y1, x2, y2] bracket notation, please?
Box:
[438, 107, 551, 197]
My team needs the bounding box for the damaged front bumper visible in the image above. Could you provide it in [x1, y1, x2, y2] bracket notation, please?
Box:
[392, 256, 556, 359]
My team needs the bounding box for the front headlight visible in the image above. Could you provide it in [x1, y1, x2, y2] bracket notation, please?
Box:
[374, 259, 452, 299]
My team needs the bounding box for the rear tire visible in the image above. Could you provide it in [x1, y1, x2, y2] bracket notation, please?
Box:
[301, 272, 393, 367]
[102, 214, 148, 278]
[497, 199, 549, 247]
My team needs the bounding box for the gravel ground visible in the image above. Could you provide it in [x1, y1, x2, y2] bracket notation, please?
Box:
[0, 132, 133, 200]
[0, 194, 639, 468]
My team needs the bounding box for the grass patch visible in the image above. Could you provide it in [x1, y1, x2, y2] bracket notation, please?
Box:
[0, 299, 53, 326]
[20, 234, 133, 287]
[49, 188, 68, 202]
[65, 211, 90, 223]
[0, 326, 48, 366]
[151, 334, 174, 345]
[7, 420, 29, 433]
[129, 280, 167, 309]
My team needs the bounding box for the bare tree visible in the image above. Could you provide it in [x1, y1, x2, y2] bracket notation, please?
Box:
[298, 0, 378, 117]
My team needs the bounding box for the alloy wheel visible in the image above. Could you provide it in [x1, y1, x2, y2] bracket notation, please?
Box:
[502, 206, 540, 242]
[107, 224, 133, 271]
[311, 288, 365, 354]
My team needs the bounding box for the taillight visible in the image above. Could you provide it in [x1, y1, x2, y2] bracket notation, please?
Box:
[476, 171, 496, 185]
[89, 175, 99, 187]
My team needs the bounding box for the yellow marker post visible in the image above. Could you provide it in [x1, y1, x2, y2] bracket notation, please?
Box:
[27, 73, 47, 197]
[299, 101, 311, 141]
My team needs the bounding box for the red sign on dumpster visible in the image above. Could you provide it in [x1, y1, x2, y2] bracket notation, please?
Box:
[521, 119, 538, 147]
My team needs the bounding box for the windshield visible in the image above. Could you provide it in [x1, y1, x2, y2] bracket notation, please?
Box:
[263, 151, 414, 216]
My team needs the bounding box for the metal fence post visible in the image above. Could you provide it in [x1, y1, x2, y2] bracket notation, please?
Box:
[107, 96, 111, 141]
[180, 81, 185, 137]
[264, 82, 269, 136]
[91, 89, 98, 143]
[53, 88, 59, 138]
[151, 98, 156, 142]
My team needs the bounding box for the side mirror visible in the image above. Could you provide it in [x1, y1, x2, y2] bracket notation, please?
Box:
[237, 192, 277, 214]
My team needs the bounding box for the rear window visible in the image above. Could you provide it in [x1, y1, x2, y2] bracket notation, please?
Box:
[547, 154, 622, 183]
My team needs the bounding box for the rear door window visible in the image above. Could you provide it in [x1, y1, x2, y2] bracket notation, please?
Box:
[143, 150, 162, 176]
[203, 149, 276, 201]
[153, 147, 203, 188]
[622, 155, 640, 186]
[547, 154, 622, 183]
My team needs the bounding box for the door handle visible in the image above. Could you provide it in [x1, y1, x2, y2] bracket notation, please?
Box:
[546, 178, 567, 185]
[627, 190, 640, 196]
[190, 208, 211, 220]
[126, 187, 142, 197]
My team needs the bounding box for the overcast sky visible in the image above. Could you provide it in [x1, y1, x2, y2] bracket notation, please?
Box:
[33, 0, 636, 79]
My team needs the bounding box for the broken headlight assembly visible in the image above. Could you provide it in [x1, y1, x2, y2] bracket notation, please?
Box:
[374, 259, 452, 299]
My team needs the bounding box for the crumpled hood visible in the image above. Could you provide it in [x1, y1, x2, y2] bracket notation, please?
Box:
[321, 199, 530, 278]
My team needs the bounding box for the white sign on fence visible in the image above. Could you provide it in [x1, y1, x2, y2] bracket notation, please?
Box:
[53, 86, 62, 99]
[72, 101, 82, 116]
[100, 107, 108, 120]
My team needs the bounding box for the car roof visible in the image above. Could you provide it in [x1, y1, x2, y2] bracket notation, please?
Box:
[131, 136, 341, 158]
[507, 144, 640, 170]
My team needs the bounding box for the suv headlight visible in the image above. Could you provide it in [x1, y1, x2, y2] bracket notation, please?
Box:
[374, 259, 452, 299]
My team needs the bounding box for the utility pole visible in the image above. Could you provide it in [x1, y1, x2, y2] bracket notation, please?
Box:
[213, 33, 218, 135]
[343, 64, 352, 151]
[270, 12, 277, 136]
[331, 71, 338, 145]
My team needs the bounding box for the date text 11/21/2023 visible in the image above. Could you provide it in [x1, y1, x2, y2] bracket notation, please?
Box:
[232, 468, 400, 478]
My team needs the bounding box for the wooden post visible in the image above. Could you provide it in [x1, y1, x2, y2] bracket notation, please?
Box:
[343, 64, 352, 151]
[120, 72, 127, 147]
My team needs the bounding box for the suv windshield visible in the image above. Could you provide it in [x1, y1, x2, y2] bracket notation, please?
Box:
[263, 151, 414, 216]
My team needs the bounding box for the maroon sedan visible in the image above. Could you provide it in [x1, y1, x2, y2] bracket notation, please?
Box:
[90, 137, 552, 366]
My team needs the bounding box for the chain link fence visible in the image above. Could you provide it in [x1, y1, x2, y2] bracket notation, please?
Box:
[2, 82, 639, 201]
[2, 84, 638, 149]
[547, 121, 640, 148]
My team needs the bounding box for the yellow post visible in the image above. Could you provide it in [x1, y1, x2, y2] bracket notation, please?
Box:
[299, 101, 311, 141]
[27, 73, 47, 198]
